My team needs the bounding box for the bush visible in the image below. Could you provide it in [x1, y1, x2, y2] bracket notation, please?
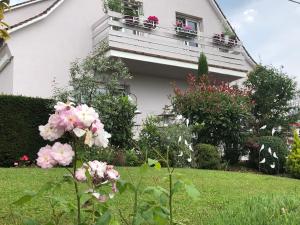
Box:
[93, 95, 136, 149]
[82, 146, 115, 165]
[248, 136, 288, 174]
[125, 150, 140, 167]
[0, 95, 53, 167]
[172, 74, 252, 164]
[287, 131, 300, 178]
[139, 116, 194, 168]
[194, 144, 221, 169]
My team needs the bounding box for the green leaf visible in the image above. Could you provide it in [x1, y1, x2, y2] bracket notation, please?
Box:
[172, 180, 184, 194]
[184, 184, 200, 201]
[96, 210, 111, 225]
[147, 158, 161, 170]
[139, 163, 149, 175]
[13, 191, 37, 206]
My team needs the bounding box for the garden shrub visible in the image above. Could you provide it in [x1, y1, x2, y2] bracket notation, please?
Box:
[0, 95, 53, 167]
[248, 136, 288, 174]
[125, 149, 140, 166]
[194, 144, 221, 169]
[139, 116, 194, 167]
[172, 74, 252, 164]
[287, 131, 300, 178]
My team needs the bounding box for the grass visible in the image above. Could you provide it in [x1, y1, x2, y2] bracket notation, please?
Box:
[0, 167, 300, 225]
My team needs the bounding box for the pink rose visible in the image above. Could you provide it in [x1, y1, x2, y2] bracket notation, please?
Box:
[50, 142, 74, 166]
[37, 145, 57, 169]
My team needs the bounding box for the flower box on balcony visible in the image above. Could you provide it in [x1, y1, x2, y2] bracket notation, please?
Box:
[123, 15, 140, 26]
[213, 33, 238, 48]
[175, 22, 197, 38]
[143, 16, 159, 30]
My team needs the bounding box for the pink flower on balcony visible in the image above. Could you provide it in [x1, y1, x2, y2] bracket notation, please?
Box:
[183, 25, 192, 30]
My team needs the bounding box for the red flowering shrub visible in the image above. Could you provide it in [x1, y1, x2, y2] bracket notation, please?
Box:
[172, 74, 252, 164]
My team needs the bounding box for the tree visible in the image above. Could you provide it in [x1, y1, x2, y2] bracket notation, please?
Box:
[54, 41, 136, 149]
[244, 65, 298, 135]
[0, 0, 10, 44]
[173, 74, 252, 164]
[197, 52, 208, 79]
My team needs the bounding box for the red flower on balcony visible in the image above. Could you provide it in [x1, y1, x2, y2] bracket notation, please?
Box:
[147, 16, 159, 24]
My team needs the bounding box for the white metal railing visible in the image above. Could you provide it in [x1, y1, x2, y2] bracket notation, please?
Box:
[92, 11, 247, 72]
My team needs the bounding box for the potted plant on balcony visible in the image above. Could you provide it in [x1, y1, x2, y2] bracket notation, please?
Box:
[143, 16, 159, 29]
[123, 7, 139, 26]
[175, 21, 197, 38]
[213, 25, 238, 48]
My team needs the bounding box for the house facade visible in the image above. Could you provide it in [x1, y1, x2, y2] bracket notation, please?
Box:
[0, 0, 255, 127]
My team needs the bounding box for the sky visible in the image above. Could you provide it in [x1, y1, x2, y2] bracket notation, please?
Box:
[9, 0, 300, 84]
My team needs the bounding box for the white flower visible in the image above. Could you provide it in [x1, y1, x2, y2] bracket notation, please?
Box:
[184, 140, 188, 146]
[87, 160, 107, 178]
[268, 147, 272, 154]
[39, 123, 64, 141]
[73, 128, 86, 137]
[259, 158, 266, 164]
[270, 162, 275, 169]
[94, 130, 111, 148]
[272, 128, 276, 136]
[178, 151, 183, 157]
[54, 102, 74, 112]
[75, 104, 99, 128]
[178, 136, 182, 143]
[188, 144, 193, 152]
[273, 152, 278, 159]
[187, 156, 192, 163]
[260, 125, 267, 130]
[260, 144, 265, 152]
[186, 119, 190, 127]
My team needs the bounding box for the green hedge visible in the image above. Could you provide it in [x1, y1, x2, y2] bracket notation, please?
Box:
[0, 95, 53, 167]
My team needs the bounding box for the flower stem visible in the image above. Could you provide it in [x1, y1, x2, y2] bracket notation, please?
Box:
[73, 142, 81, 225]
[169, 172, 173, 225]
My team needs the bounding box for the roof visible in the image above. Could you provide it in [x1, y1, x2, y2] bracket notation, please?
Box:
[211, 0, 257, 66]
[7, 0, 64, 33]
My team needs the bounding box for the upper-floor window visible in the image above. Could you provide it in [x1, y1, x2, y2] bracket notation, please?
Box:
[176, 15, 200, 33]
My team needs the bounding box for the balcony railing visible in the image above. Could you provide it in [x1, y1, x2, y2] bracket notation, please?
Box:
[92, 11, 248, 72]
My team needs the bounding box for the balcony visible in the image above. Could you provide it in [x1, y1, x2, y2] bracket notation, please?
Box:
[92, 11, 251, 81]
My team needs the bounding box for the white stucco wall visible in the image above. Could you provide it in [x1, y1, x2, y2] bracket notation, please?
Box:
[128, 74, 187, 126]
[143, 0, 224, 36]
[6, 0, 104, 98]
[0, 60, 13, 94]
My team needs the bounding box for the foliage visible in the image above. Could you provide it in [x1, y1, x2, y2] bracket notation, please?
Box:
[0, 0, 10, 42]
[197, 52, 208, 79]
[0, 95, 53, 167]
[103, 0, 123, 13]
[244, 65, 298, 136]
[125, 149, 141, 166]
[53, 41, 136, 149]
[139, 116, 194, 167]
[248, 136, 288, 174]
[172, 74, 252, 164]
[82, 146, 115, 164]
[93, 95, 136, 149]
[193, 144, 221, 169]
[287, 131, 300, 178]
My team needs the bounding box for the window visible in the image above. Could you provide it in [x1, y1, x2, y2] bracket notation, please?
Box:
[176, 15, 199, 33]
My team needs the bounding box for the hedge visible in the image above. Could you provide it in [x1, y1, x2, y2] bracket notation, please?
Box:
[0, 95, 53, 167]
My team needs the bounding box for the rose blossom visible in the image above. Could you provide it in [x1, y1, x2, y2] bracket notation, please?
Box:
[54, 102, 74, 112]
[106, 165, 120, 181]
[57, 108, 78, 131]
[86, 160, 107, 178]
[94, 129, 111, 148]
[50, 142, 74, 166]
[75, 167, 87, 181]
[75, 104, 99, 128]
[39, 123, 64, 141]
[36, 145, 57, 169]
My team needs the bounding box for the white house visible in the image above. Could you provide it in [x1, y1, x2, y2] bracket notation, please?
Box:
[0, 0, 255, 127]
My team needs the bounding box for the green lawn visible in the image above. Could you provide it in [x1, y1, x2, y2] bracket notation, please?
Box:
[0, 168, 300, 225]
